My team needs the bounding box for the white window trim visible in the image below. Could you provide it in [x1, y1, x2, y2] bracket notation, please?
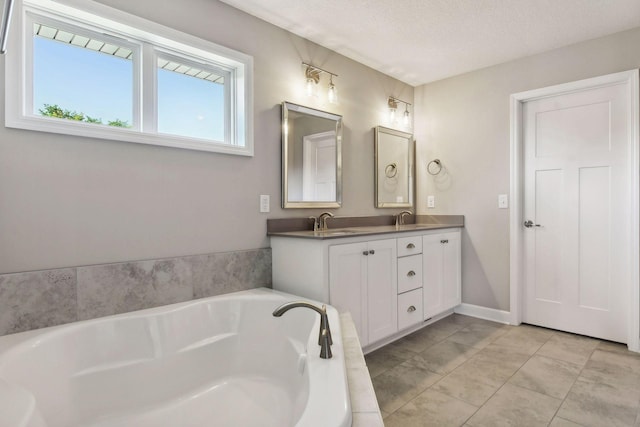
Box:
[5, 0, 254, 156]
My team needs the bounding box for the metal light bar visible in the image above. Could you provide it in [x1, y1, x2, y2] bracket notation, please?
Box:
[0, 0, 15, 54]
[388, 96, 411, 107]
[302, 62, 338, 78]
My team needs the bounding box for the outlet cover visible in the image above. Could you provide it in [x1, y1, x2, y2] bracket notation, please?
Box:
[427, 195, 435, 209]
[260, 195, 270, 213]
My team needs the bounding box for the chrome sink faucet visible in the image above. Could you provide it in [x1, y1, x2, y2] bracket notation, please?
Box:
[318, 212, 334, 231]
[272, 301, 333, 359]
[309, 216, 320, 232]
[396, 210, 413, 226]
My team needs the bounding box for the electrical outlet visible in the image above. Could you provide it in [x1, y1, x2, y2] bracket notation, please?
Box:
[427, 195, 435, 209]
[260, 195, 270, 213]
[498, 194, 508, 209]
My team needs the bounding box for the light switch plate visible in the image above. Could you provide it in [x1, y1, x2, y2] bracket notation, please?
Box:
[427, 195, 435, 209]
[498, 194, 508, 209]
[260, 195, 270, 213]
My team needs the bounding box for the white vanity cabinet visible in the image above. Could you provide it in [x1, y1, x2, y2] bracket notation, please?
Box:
[423, 230, 461, 319]
[329, 239, 397, 346]
[270, 227, 461, 349]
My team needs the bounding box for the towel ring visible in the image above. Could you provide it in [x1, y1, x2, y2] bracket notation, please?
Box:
[427, 159, 442, 176]
[385, 162, 398, 178]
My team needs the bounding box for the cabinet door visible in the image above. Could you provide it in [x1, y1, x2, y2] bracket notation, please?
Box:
[367, 239, 398, 343]
[423, 234, 444, 319]
[329, 242, 369, 345]
[441, 231, 461, 310]
[423, 231, 462, 319]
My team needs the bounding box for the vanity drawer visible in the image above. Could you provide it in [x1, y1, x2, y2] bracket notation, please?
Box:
[397, 254, 423, 294]
[397, 236, 422, 257]
[398, 288, 423, 330]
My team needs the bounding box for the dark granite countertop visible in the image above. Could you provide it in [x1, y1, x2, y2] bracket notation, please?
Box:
[267, 215, 463, 240]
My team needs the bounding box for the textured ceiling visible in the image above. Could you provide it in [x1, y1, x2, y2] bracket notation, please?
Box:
[218, 0, 640, 86]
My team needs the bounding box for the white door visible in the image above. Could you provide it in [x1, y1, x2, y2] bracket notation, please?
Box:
[329, 242, 369, 345]
[423, 231, 461, 319]
[302, 131, 336, 201]
[366, 239, 398, 343]
[522, 78, 632, 343]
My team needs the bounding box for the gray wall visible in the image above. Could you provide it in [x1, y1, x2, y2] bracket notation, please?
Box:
[414, 26, 640, 311]
[0, 0, 413, 274]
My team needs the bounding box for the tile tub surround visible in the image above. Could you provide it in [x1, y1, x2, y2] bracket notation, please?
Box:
[0, 248, 271, 336]
[340, 312, 385, 427]
[368, 314, 640, 427]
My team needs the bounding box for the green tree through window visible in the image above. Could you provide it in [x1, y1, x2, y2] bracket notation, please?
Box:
[39, 104, 130, 128]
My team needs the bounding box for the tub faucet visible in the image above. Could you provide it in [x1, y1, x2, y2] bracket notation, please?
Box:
[272, 301, 333, 359]
[396, 210, 413, 226]
[318, 212, 334, 231]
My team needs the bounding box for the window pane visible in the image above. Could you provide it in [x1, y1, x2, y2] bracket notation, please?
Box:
[157, 58, 225, 141]
[33, 24, 134, 128]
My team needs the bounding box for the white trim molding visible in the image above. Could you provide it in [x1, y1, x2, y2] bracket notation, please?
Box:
[454, 303, 512, 325]
[509, 69, 640, 352]
[5, 0, 254, 156]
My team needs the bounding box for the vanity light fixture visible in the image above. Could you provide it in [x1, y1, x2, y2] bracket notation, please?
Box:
[303, 62, 338, 103]
[388, 96, 412, 127]
[388, 97, 398, 122]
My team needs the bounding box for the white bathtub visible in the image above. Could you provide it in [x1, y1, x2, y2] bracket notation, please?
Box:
[0, 288, 352, 427]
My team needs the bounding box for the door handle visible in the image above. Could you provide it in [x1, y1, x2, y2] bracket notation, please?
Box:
[369, 250, 375, 255]
[407, 305, 416, 313]
[362, 251, 369, 256]
[440, 239, 448, 244]
[523, 220, 541, 228]
[406, 243, 415, 249]
[407, 270, 416, 277]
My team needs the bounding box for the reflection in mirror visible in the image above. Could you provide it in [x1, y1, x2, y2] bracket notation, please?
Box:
[375, 126, 414, 208]
[282, 102, 342, 208]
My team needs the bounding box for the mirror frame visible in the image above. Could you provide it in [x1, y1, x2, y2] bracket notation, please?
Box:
[374, 126, 414, 208]
[281, 101, 343, 209]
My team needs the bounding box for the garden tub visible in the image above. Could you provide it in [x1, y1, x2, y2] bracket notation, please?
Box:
[0, 288, 351, 427]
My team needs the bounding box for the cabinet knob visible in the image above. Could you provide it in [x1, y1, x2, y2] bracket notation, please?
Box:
[406, 243, 415, 249]
[407, 270, 416, 277]
[407, 305, 416, 313]
[369, 250, 375, 255]
[440, 239, 449, 244]
[362, 251, 369, 256]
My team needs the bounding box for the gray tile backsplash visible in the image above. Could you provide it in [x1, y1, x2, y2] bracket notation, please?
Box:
[0, 248, 271, 336]
[0, 269, 77, 335]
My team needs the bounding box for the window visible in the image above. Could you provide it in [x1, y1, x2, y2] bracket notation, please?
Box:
[5, 0, 253, 156]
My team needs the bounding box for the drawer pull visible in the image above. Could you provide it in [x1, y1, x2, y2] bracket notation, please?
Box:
[407, 270, 416, 277]
[440, 239, 449, 244]
[362, 251, 369, 256]
[369, 250, 375, 255]
[407, 305, 416, 313]
[406, 243, 415, 249]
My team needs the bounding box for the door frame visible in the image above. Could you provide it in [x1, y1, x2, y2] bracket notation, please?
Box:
[509, 70, 640, 351]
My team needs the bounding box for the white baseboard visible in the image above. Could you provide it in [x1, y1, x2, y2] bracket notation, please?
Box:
[454, 303, 512, 325]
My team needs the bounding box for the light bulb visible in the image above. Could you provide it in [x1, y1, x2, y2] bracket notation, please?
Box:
[389, 107, 396, 123]
[328, 81, 338, 104]
[403, 108, 410, 126]
[306, 78, 315, 97]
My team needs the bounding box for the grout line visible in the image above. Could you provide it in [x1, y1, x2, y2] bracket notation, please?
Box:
[543, 331, 599, 424]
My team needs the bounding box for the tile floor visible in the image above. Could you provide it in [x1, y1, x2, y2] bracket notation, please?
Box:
[365, 314, 640, 427]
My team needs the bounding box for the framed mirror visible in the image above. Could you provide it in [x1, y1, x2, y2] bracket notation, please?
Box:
[282, 102, 342, 208]
[375, 126, 414, 208]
